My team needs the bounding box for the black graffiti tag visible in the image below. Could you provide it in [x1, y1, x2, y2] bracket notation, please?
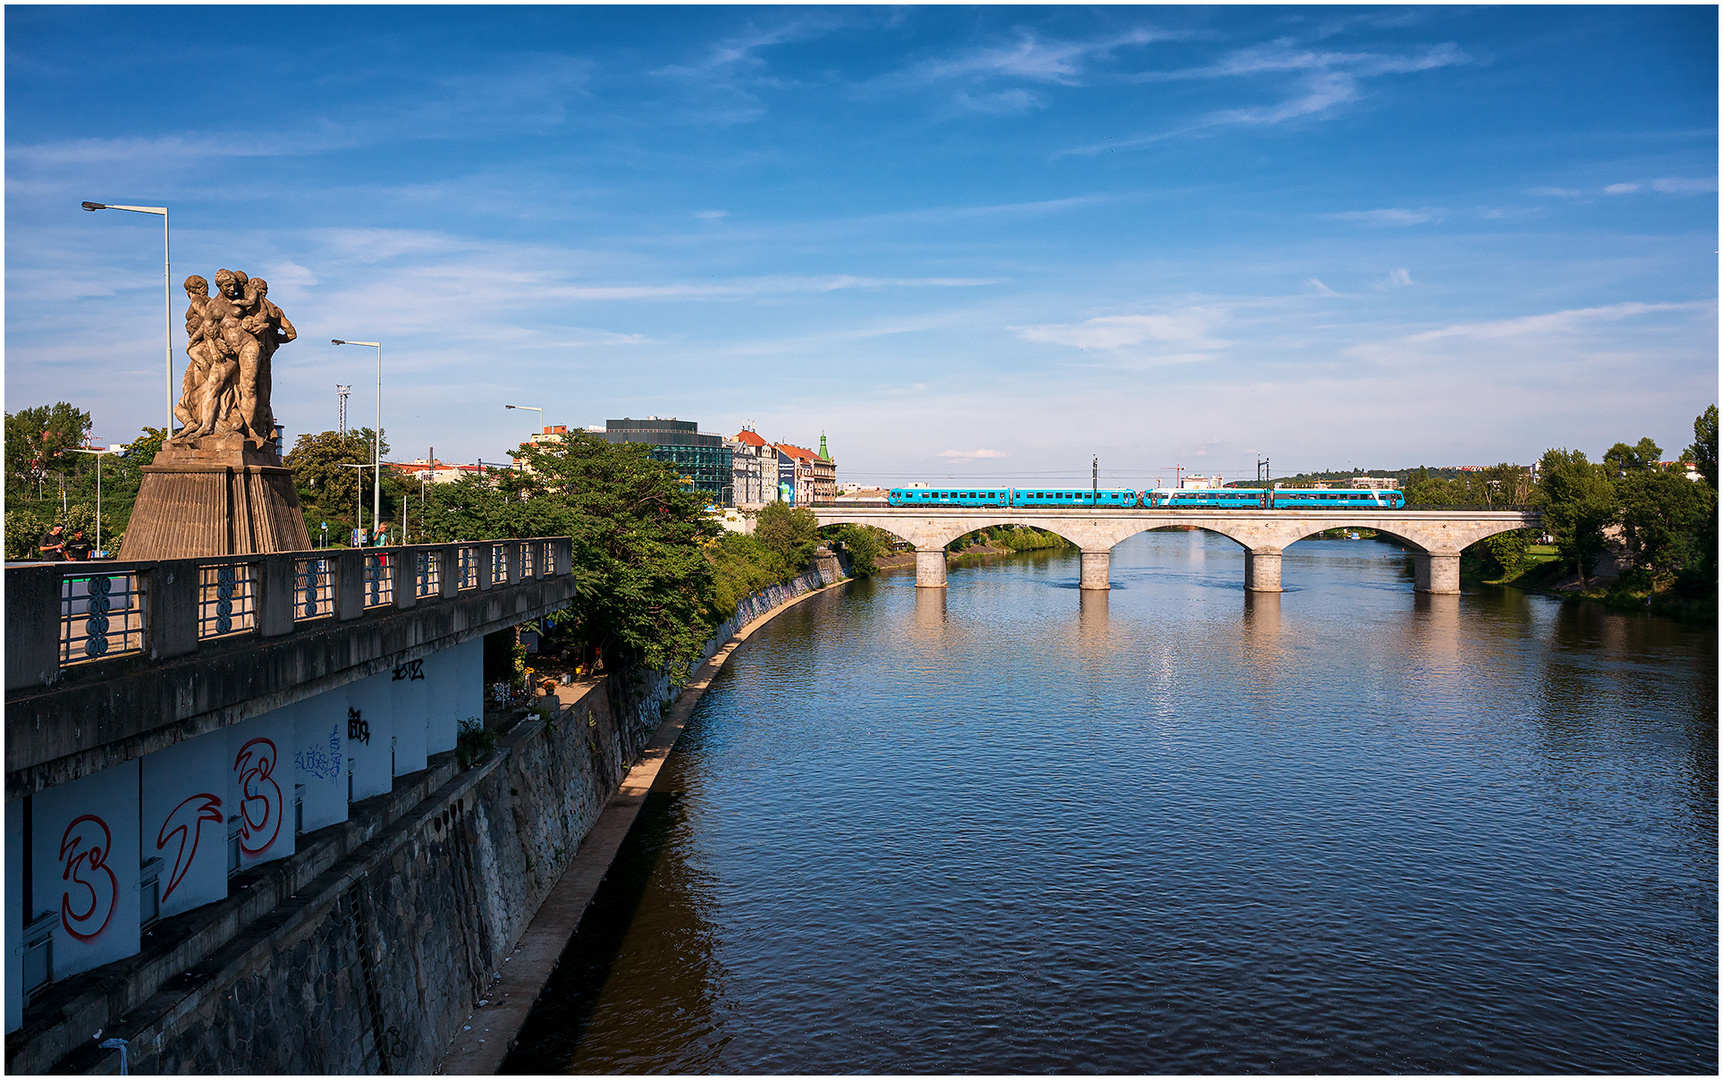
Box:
[391, 659, 424, 682]
[347, 707, 370, 745]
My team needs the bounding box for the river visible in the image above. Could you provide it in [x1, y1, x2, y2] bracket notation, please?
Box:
[505, 531, 1717, 1073]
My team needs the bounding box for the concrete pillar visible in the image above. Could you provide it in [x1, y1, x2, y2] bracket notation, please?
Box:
[914, 548, 947, 588]
[1244, 548, 1283, 593]
[1079, 550, 1111, 591]
[1414, 551, 1461, 594]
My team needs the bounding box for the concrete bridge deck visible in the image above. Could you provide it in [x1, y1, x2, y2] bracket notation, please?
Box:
[811, 507, 1540, 593]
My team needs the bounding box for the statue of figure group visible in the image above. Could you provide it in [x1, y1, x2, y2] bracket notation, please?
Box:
[171, 268, 296, 444]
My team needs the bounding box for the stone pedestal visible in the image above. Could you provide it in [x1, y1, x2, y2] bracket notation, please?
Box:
[1079, 550, 1111, 591]
[117, 435, 311, 561]
[1244, 549, 1283, 592]
[914, 548, 947, 589]
[1413, 551, 1462, 595]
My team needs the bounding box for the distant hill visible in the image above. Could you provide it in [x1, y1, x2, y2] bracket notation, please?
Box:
[1224, 466, 1513, 488]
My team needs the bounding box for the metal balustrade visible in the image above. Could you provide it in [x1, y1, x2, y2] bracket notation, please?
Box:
[198, 563, 257, 639]
[293, 558, 336, 622]
[415, 550, 441, 598]
[60, 570, 146, 665]
[363, 553, 394, 608]
[9, 537, 573, 688]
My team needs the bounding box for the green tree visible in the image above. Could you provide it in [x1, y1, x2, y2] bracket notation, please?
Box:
[1685, 404, 1718, 488]
[1538, 448, 1617, 586]
[6, 402, 93, 500]
[1603, 437, 1663, 477]
[500, 433, 720, 677]
[754, 500, 819, 572]
[1616, 468, 1715, 578]
[284, 428, 408, 539]
[823, 523, 884, 576]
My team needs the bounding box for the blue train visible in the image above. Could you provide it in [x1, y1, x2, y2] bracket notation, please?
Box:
[885, 486, 1405, 509]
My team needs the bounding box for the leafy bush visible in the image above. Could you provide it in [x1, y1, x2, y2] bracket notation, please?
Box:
[455, 717, 497, 769]
[754, 500, 819, 572]
[706, 531, 792, 617]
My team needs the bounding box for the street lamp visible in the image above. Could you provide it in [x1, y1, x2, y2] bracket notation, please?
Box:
[82, 202, 172, 430]
[332, 340, 383, 541]
[504, 403, 544, 443]
[67, 444, 124, 556]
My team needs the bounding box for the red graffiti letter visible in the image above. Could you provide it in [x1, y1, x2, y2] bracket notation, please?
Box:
[234, 738, 282, 856]
[156, 792, 223, 901]
[59, 815, 117, 942]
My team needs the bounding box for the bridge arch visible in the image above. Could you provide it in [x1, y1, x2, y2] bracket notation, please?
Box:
[807, 507, 1540, 594]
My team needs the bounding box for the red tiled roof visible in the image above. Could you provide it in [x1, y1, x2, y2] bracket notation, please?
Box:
[775, 443, 821, 461]
[734, 429, 768, 446]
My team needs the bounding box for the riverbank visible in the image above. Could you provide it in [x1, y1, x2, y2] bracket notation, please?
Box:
[436, 566, 852, 1073]
[1477, 545, 1716, 624]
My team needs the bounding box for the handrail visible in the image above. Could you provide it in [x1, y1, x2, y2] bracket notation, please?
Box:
[5, 537, 575, 693]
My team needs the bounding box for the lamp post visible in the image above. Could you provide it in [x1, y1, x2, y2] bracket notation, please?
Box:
[67, 444, 123, 555]
[332, 340, 383, 540]
[81, 202, 172, 430]
[504, 403, 544, 444]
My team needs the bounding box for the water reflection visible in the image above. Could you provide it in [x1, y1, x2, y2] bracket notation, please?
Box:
[1077, 588, 1109, 651]
[503, 788, 726, 1073]
[512, 539, 1718, 1074]
[1410, 592, 1462, 670]
[911, 584, 946, 643]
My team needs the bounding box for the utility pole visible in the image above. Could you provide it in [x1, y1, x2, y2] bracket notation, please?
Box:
[1092, 455, 1099, 501]
[336, 385, 351, 435]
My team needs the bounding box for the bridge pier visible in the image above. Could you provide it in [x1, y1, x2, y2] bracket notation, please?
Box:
[1413, 551, 1462, 594]
[1244, 548, 1283, 592]
[1079, 551, 1110, 591]
[915, 548, 948, 588]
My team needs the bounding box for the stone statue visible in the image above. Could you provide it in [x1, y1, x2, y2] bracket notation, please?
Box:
[168, 267, 294, 448]
[126, 265, 313, 559]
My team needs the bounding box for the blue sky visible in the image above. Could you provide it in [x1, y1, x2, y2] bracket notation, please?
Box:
[6, 5, 1716, 484]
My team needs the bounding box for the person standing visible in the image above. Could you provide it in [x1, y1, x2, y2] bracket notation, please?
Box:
[38, 523, 66, 560]
[63, 529, 93, 561]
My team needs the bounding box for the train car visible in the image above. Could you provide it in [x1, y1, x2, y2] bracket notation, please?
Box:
[1139, 487, 1406, 509]
[1009, 488, 1138, 508]
[1267, 487, 1404, 509]
[1141, 487, 1268, 509]
[887, 487, 1139, 507]
[888, 487, 1011, 507]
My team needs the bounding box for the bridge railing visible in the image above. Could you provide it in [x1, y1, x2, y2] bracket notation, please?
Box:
[5, 537, 575, 693]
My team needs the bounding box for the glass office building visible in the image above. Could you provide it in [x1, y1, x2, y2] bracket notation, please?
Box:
[598, 418, 734, 506]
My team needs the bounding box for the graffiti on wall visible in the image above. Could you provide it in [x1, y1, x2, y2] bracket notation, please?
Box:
[59, 815, 117, 941]
[234, 738, 282, 857]
[294, 722, 343, 781]
[156, 793, 223, 901]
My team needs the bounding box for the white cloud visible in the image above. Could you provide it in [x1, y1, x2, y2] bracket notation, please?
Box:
[1012, 311, 1227, 353]
[937, 448, 1007, 459]
[895, 27, 1167, 88]
[1306, 278, 1339, 296]
[1065, 40, 1467, 153]
[1527, 186, 1583, 198]
[1387, 268, 1413, 287]
[1331, 207, 1444, 226]
[1650, 176, 1717, 193]
[694, 210, 729, 221]
[1605, 182, 1642, 195]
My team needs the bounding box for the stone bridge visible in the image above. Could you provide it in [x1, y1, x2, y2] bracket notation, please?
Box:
[811, 507, 1540, 593]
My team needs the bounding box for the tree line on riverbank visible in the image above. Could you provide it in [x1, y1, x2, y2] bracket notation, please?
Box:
[1481, 405, 1716, 619]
